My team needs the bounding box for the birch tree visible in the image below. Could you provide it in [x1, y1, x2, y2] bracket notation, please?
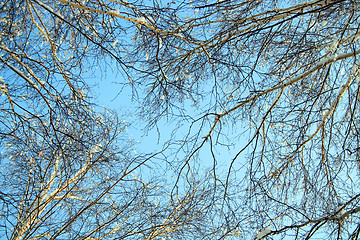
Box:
[129, 0, 360, 238]
[1, 0, 360, 239]
[0, 0, 215, 239]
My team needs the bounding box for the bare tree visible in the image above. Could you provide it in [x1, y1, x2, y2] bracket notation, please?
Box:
[0, 0, 218, 239]
[128, 0, 360, 238]
[1, 0, 360, 239]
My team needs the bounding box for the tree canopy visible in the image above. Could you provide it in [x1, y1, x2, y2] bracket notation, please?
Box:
[0, 0, 360, 239]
